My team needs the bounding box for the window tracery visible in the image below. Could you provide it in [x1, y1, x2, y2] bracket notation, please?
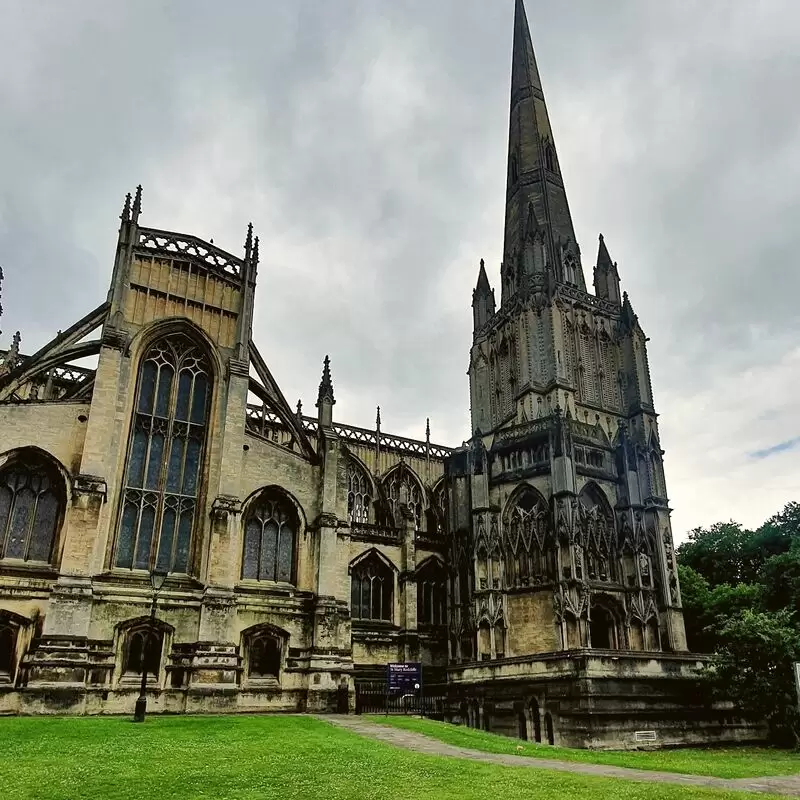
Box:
[503, 487, 552, 587]
[383, 466, 423, 530]
[578, 484, 616, 582]
[115, 335, 211, 574]
[122, 626, 163, 676]
[241, 491, 297, 583]
[0, 456, 63, 563]
[347, 460, 372, 524]
[350, 554, 393, 622]
[578, 327, 599, 405]
[417, 560, 447, 626]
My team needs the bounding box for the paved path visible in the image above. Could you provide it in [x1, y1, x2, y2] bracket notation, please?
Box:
[322, 716, 800, 797]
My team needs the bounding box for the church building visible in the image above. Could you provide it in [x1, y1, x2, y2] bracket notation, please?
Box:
[0, 1, 757, 747]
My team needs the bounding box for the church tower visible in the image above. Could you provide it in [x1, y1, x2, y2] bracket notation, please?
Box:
[451, 0, 687, 677]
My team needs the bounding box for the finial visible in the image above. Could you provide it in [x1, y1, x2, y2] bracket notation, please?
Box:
[253, 236, 260, 266]
[426, 417, 431, 442]
[376, 405, 381, 429]
[480, 258, 485, 269]
[131, 185, 143, 224]
[599, 233, 604, 242]
[120, 192, 132, 223]
[316, 355, 335, 407]
[296, 398, 303, 421]
[244, 223, 253, 261]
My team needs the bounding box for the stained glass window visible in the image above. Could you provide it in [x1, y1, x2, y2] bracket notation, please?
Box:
[0, 458, 62, 563]
[241, 492, 297, 583]
[115, 336, 210, 574]
[350, 555, 393, 621]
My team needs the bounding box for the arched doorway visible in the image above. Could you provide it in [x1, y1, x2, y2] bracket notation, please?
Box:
[528, 697, 542, 743]
[544, 712, 554, 746]
[517, 710, 528, 740]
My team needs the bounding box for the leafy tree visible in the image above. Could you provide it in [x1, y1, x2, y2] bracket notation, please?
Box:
[677, 564, 712, 652]
[762, 541, 800, 615]
[677, 521, 759, 587]
[705, 609, 800, 746]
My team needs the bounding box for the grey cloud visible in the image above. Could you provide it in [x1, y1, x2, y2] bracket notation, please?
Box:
[2, 1, 800, 538]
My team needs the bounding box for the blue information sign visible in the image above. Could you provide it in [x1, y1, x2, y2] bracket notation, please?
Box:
[387, 662, 422, 694]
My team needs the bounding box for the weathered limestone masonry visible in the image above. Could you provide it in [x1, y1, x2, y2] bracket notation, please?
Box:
[0, 0, 762, 747]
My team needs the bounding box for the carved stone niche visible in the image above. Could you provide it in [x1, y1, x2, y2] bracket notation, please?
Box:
[211, 495, 242, 524]
[71, 474, 107, 509]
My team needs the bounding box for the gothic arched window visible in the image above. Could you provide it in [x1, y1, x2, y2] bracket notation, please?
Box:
[383, 466, 424, 531]
[248, 634, 281, 678]
[504, 487, 550, 587]
[579, 483, 616, 582]
[350, 554, 393, 622]
[122, 626, 163, 676]
[241, 491, 297, 583]
[115, 335, 211, 574]
[347, 460, 372, 524]
[417, 559, 447, 626]
[0, 455, 63, 564]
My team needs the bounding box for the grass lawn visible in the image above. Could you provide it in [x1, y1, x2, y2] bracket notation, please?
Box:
[366, 715, 800, 780]
[0, 715, 785, 800]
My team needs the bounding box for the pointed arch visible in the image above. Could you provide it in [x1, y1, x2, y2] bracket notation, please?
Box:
[240, 486, 303, 584]
[502, 484, 551, 587]
[0, 609, 34, 684]
[113, 329, 214, 575]
[578, 482, 616, 582]
[0, 446, 68, 566]
[381, 463, 425, 531]
[344, 452, 375, 525]
[349, 548, 396, 622]
[428, 477, 448, 535]
[416, 555, 447, 626]
[241, 622, 290, 682]
[114, 615, 174, 684]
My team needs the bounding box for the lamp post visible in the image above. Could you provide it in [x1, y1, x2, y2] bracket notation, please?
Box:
[133, 566, 168, 723]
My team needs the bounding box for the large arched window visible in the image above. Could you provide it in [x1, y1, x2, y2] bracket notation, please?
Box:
[383, 466, 424, 530]
[115, 335, 211, 574]
[417, 559, 447, 626]
[241, 490, 298, 583]
[504, 487, 551, 587]
[0, 454, 64, 564]
[347, 460, 372, 524]
[579, 484, 616, 582]
[350, 553, 394, 622]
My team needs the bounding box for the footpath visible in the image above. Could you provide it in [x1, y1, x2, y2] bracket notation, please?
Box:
[323, 716, 800, 797]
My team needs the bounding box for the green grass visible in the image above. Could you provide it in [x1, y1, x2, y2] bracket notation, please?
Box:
[366, 715, 800, 780]
[0, 715, 785, 800]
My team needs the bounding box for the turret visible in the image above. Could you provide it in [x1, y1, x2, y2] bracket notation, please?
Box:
[472, 259, 496, 332]
[593, 234, 621, 304]
[316, 354, 335, 429]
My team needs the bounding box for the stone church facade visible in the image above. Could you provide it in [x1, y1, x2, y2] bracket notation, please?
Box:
[0, 1, 757, 747]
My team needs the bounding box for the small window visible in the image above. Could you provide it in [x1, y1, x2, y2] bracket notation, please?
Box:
[545, 146, 556, 173]
[417, 560, 447, 626]
[347, 461, 372, 524]
[510, 153, 519, 184]
[249, 634, 281, 679]
[0, 625, 17, 678]
[123, 627, 163, 676]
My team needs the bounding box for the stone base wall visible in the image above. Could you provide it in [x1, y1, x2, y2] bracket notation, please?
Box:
[447, 651, 766, 750]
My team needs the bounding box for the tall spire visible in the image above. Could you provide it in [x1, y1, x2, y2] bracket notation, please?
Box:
[594, 233, 621, 304]
[503, 0, 583, 298]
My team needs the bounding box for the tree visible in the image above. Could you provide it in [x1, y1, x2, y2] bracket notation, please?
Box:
[705, 609, 800, 746]
[677, 564, 712, 652]
[762, 542, 800, 616]
[677, 521, 759, 587]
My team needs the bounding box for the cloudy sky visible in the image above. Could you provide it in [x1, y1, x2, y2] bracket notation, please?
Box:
[1, 1, 799, 541]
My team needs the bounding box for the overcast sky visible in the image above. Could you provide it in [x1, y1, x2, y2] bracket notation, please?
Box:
[1, 1, 799, 541]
